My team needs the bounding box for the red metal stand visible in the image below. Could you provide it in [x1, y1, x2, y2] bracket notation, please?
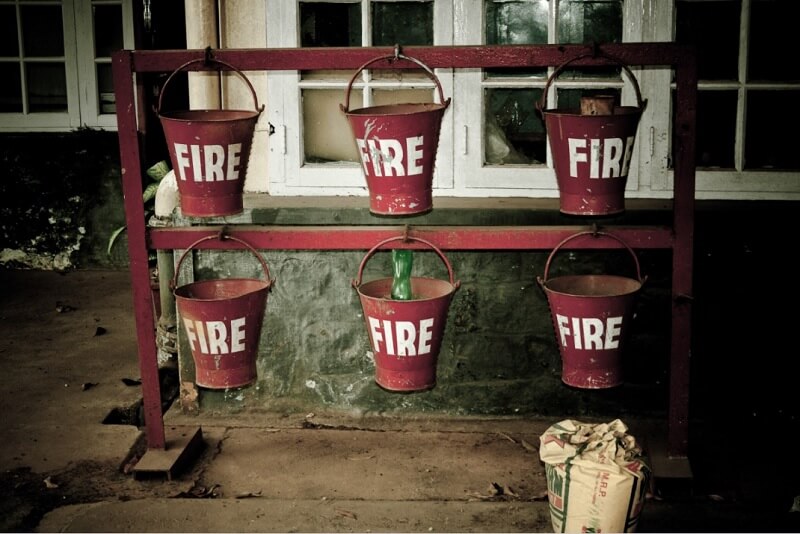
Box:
[112, 43, 696, 475]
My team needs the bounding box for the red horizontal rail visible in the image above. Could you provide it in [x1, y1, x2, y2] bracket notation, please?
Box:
[148, 225, 674, 251]
[125, 43, 693, 73]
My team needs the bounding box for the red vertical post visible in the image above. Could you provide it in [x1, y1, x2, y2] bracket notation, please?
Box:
[669, 48, 698, 459]
[112, 50, 166, 450]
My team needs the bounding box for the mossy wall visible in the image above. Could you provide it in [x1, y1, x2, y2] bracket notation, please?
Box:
[1, 132, 796, 426]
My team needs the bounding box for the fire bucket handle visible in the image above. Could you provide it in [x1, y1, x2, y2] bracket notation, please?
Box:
[157, 57, 264, 116]
[536, 51, 645, 115]
[340, 53, 451, 113]
[353, 235, 460, 290]
[171, 234, 273, 291]
[540, 231, 645, 285]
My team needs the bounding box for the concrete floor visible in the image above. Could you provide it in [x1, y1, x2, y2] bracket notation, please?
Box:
[1, 268, 798, 533]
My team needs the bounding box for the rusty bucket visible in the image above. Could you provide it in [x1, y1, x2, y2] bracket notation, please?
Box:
[341, 53, 451, 216]
[537, 231, 645, 389]
[158, 58, 263, 217]
[353, 236, 460, 391]
[173, 235, 273, 389]
[538, 53, 646, 216]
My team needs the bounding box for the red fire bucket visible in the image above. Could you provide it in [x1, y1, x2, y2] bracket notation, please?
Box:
[537, 231, 646, 389]
[353, 236, 460, 391]
[538, 53, 646, 216]
[172, 235, 273, 389]
[158, 58, 263, 218]
[341, 53, 451, 216]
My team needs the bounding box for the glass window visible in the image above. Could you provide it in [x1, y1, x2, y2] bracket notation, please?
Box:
[372, 1, 433, 46]
[1, 0, 134, 131]
[675, 0, 740, 81]
[302, 89, 360, 163]
[484, 88, 545, 165]
[748, 0, 799, 82]
[486, 0, 548, 45]
[557, 0, 622, 45]
[479, 0, 623, 169]
[21, 4, 65, 57]
[268, 0, 800, 199]
[694, 90, 737, 168]
[297, 1, 439, 169]
[97, 63, 115, 113]
[746, 90, 800, 170]
[27, 63, 68, 113]
[93, 4, 123, 57]
[300, 2, 361, 47]
[0, 63, 22, 112]
[0, 5, 19, 56]
[485, 0, 548, 77]
[672, 0, 800, 191]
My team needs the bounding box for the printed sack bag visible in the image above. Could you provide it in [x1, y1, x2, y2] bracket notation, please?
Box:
[539, 419, 651, 533]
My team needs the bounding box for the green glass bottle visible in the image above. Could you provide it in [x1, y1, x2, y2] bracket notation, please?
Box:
[391, 249, 413, 300]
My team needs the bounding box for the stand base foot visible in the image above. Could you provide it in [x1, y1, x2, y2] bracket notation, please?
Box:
[132, 427, 205, 481]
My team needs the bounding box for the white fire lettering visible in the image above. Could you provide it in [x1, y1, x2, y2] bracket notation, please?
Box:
[368, 317, 434, 356]
[555, 314, 623, 350]
[183, 316, 247, 354]
[356, 136, 425, 177]
[567, 136, 634, 179]
[173, 143, 243, 182]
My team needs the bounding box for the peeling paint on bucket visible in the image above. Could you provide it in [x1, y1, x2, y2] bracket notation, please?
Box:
[537, 231, 645, 389]
[353, 236, 460, 391]
[341, 53, 450, 216]
[538, 52, 646, 216]
[173, 234, 273, 389]
[158, 58, 263, 218]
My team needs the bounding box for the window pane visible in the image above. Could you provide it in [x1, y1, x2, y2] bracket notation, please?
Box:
[93, 4, 123, 57]
[680, 90, 737, 168]
[26, 62, 67, 112]
[300, 2, 361, 47]
[486, 0, 548, 45]
[746, 90, 800, 170]
[485, 88, 545, 165]
[485, 0, 547, 78]
[21, 5, 64, 57]
[675, 0, 740, 81]
[0, 63, 22, 112]
[0, 5, 19, 56]
[749, 0, 800, 82]
[557, 0, 622, 44]
[97, 63, 115, 114]
[557, 0, 622, 78]
[557, 87, 622, 111]
[372, 1, 433, 46]
[303, 89, 360, 163]
[373, 88, 433, 106]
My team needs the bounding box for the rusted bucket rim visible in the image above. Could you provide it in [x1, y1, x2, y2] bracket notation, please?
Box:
[536, 49, 647, 115]
[171, 233, 274, 296]
[352, 235, 461, 292]
[340, 51, 451, 114]
[157, 56, 264, 117]
[537, 230, 647, 291]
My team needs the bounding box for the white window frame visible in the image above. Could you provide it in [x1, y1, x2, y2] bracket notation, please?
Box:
[263, 0, 798, 199]
[0, 0, 133, 133]
[266, 0, 453, 196]
[668, 0, 800, 200]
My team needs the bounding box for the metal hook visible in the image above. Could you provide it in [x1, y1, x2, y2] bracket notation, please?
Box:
[591, 222, 600, 237]
[394, 44, 401, 61]
[402, 224, 411, 243]
[204, 46, 214, 66]
[217, 225, 230, 241]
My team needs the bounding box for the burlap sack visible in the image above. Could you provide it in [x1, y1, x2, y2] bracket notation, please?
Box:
[539, 419, 651, 533]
